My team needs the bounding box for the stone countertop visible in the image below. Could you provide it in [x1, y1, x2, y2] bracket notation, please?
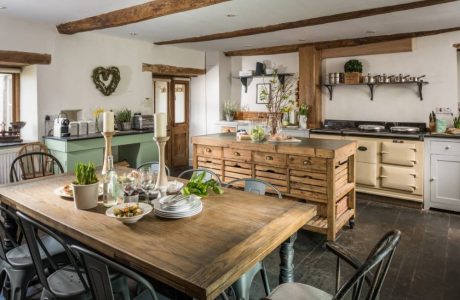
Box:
[0, 140, 33, 148]
[424, 133, 460, 139]
[43, 130, 153, 142]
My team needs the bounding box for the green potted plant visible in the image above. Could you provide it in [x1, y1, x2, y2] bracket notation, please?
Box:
[72, 162, 99, 209]
[298, 104, 310, 129]
[344, 59, 363, 84]
[454, 116, 460, 129]
[223, 101, 238, 121]
[116, 108, 132, 131]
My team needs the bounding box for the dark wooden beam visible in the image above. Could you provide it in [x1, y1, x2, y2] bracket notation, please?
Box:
[142, 63, 205, 77]
[0, 50, 51, 65]
[225, 26, 460, 56]
[155, 0, 457, 45]
[57, 0, 229, 35]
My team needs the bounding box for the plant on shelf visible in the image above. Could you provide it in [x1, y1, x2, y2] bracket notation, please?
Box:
[223, 101, 238, 122]
[72, 162, 99, 210]
[454, 116, 460, 129]
[344, 59, 363, 84]
[259, 69, 296, 137]
[116, 108, 132, 131]
[298, 103, 310, 129]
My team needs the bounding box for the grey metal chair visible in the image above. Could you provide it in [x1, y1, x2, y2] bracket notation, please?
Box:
[16, 211, 129, 300]
[177, 168, 222, 185]
[223, 178, 282, 300]
[137, 161, 170, 176]
[71, 245, 158, 300]
[0, 205, 66, 300]
[264, 230, 402, 300]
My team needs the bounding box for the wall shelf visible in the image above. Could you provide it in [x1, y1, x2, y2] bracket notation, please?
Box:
[323, 81, 429, 101]
[234, 73, 294, 93]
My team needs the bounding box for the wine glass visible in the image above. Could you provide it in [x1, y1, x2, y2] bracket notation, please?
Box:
[139, 167, 156, 202]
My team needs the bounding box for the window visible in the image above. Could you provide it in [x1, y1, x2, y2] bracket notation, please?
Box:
[0, 70, 19, 126]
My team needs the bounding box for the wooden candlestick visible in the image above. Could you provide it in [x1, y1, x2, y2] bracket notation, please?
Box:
[102, 131, 115, 175]
[153, 136, 170, 189]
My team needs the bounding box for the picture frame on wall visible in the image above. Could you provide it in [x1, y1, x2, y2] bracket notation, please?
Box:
[256, 83, 271, 104]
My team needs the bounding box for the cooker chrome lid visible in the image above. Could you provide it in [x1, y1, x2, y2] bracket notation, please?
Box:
[390, 126, 420, 133]
[358, 124, 386, 132]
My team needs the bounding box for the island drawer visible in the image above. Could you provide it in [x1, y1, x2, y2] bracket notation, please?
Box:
[224, 161, 252, 182]
[223, 148, 252, 162]
[254, 152, 286, 167]
[430, 140, 460, 155]
[197, 145, 222, 158]
[255, 165, 287, 192]
[288, 155, 327, 172]
[196, 156, 223, 176]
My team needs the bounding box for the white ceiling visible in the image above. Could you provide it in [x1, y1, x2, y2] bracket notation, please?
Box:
[1, 0, 460, 52]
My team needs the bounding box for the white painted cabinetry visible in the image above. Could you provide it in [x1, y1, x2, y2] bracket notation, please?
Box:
[425, 138, 460, 212]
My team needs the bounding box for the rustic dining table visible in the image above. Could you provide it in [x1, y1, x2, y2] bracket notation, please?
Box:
[0, 170, 316, 300]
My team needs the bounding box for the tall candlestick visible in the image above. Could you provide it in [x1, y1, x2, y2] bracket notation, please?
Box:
[101, 131, 115, 175]
[103, 111, 114, 132]
[153, 136, 170, 189]
[154, 113, 167, 137]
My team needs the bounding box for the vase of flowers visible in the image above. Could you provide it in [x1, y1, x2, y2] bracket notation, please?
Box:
[92, 107, 104, 133]
[298, 103, 310, 129]
[223, 101, 238, 122]
[258, 69, 296, 137]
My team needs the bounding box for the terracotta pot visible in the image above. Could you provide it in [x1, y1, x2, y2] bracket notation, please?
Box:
[72, 182, 99, 210]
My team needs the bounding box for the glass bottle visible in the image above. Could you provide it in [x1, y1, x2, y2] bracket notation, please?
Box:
[103, 155, 118, 207]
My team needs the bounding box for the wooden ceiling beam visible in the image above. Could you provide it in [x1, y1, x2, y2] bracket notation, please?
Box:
[57, 0, 229, 35]
[142, 63, 205, 77]
[155, 0, 457, 45]
[224, 26, 460, 56]
[0, 50, 51, 66]
[321, 39, 413, 59]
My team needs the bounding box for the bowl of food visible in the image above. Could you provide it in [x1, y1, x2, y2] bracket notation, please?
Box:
[105, 203, 152, 224]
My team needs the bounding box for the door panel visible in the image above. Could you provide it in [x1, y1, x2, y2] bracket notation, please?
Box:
[355, 140, 378, 163]
[171, 81, 189, 167]
[381, 141, 416, 167]
[430, 155, 460, 211]
[356, 162, 377, 186]
[380, 165, 416, 192]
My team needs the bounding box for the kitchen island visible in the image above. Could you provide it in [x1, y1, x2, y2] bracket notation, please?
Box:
[192, 133, 357, 240]
[44, 130, 158, 172]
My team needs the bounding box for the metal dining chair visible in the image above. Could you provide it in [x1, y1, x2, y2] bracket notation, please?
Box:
[9, 152, 64, 183]
[16, 211, 130, 300]
[71, 245, 159, 300]
[223, 178, 282, 300]
[177, 168, 222, 185]
[137, 161, 170, 176]
[264, 230, 402, 300]
[0, 206, 66, 300]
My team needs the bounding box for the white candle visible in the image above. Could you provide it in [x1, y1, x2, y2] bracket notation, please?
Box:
[154, 113, 167, 137]
[102, 111, 114, 132]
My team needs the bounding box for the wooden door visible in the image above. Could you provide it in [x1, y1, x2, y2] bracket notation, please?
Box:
[170, 80, 189, 168]
[430, 154, 460, 212]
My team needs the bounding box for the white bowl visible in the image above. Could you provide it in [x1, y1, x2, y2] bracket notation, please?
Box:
[105, 203, 153, 224]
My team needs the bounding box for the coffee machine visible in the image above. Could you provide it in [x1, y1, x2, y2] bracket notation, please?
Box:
[53, 113, 70, 137]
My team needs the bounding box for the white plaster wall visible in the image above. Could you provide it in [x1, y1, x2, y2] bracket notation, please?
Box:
[2, 15, 205, 141]
[323, 32, 460, 123]
[457, 51, 460, 106]
[231, 53, 299, 111]
[20, 66, 38, 141]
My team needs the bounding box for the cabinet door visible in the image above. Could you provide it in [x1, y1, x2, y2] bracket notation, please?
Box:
[430, 154, 460, 212]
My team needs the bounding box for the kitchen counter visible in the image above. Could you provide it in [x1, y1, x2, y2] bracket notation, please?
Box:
[43, 129, 153, 141]
[192, 133, 357, 241]
[424, 132, 460, 139]
[0, 141, 33, 148]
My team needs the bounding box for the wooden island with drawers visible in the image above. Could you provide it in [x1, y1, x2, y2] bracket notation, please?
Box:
[192, 133, 357, 241]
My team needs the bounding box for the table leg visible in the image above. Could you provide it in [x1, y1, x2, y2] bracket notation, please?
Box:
[279, 232, 297, 284]
[1, 205, 17, 251]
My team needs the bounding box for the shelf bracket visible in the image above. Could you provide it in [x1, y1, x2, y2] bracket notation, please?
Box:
[325, 85, 334, 100]
[367, 84, 375, 101]
[277, 74, 286, 86]
[417, 82, 424, 101]
[240, 77, 249, 93]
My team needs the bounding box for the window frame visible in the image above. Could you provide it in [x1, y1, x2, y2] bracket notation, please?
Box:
[0, 70, 20, 122]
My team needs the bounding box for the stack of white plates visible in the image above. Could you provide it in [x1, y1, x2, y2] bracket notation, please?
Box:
[152, 195, 202, 219]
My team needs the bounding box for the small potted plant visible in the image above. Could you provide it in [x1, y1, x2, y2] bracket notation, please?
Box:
[72, 162, 99, 210]
[344, 59, 363, 84]
[298, 104, 310, 129]
[223, 101, 238, 122]
[116, 108, 132, 131]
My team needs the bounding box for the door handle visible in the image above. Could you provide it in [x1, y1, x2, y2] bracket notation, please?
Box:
[430, 177, 435, 182]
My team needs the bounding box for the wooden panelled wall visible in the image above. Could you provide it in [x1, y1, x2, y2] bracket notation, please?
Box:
[298, 38, 413, 128]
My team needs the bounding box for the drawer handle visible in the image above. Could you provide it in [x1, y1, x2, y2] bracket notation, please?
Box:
[205, 148, 212, 153]
[445, 145, 451, 150]
[233, 152, 240, 156]
[303, 160, 312, 165]
[265, 156, 273, 161]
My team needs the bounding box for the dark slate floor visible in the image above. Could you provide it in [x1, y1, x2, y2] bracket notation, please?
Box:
[249, 196, 460, 300]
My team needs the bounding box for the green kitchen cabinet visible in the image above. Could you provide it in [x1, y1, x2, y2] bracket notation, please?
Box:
[44, 132, 158, 172]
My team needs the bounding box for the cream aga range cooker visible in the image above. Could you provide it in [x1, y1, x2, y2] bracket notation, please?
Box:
[311, 120, 426, 203]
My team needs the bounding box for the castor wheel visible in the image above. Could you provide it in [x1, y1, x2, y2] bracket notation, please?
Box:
[348, 218, 355, 229]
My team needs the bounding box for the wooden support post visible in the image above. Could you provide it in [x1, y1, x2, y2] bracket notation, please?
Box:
[299, 46, 322, 128]
[327, 159, 337, 241]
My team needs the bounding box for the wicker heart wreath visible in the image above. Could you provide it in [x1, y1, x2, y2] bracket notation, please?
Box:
[92, 66, 121, 96]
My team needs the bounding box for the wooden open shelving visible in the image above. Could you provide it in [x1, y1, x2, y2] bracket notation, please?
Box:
[234, 73, 294, 92]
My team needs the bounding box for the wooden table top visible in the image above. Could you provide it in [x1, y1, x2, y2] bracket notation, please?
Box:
[0, 173, 316, 300]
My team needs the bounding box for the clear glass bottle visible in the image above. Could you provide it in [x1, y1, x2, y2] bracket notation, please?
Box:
[103, 155, 118, 207]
